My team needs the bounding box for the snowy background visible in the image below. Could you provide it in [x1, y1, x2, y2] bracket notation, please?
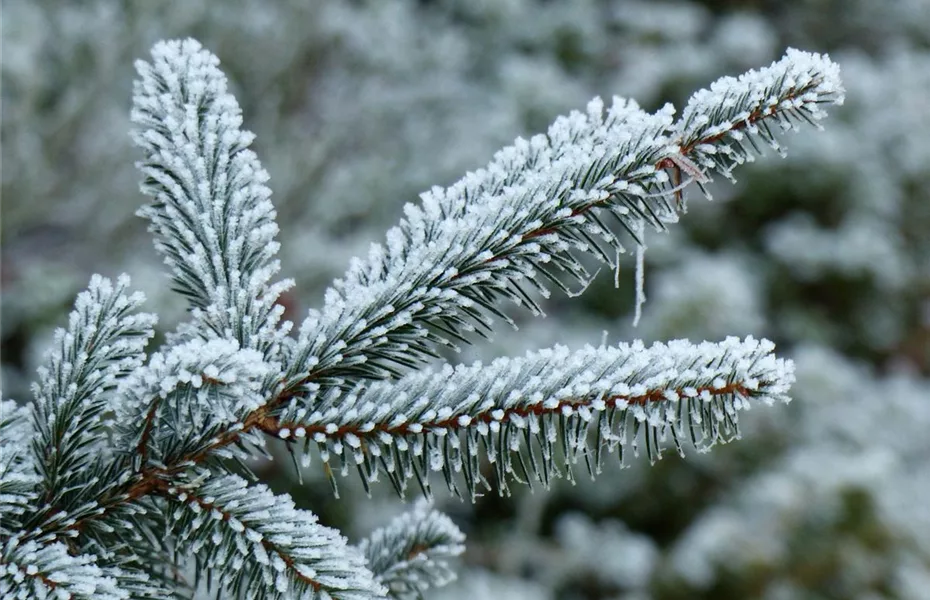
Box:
[3, 1, 929, 598]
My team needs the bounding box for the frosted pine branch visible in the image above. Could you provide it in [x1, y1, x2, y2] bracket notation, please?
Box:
[131, 39, 292, 352]
[358, 501, 465, 599]
[289, 99, 677, 389]
[1, 38, 844, 600]
[1, 538, 128, 600]
[0, 402, 40, 537]
[0, 536, 183, 599]
[28, 275, 156, 521]
[271, 336, 793, 499]
[286, 49, 843, 396]
[114, 337, 273, 469]
[674, 48, 845, 187]
[158, 472, 384, 600]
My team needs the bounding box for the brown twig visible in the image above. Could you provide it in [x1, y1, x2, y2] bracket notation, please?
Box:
[261, 382, 751, 440]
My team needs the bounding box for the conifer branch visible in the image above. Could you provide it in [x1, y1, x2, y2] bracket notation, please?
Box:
[358, 501, 465, 598]
[27, 275, 156, 526]
[288, 98, 678, 389]
[0, 402, 40, 537]
[131, 39, 292, 352]
[270, 337, 793, 499]
[285, 49, 844, 396]
[0, 538, 163, 600]
[157, 472, 384, 599]
[675, 48, 845, 185]
[114, 337, 272, 470]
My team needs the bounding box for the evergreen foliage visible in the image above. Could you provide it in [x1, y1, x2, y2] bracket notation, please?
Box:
[0, 38, 842, 599]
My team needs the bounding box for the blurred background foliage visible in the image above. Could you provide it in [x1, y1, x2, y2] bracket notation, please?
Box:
[2, 1, 929, 598]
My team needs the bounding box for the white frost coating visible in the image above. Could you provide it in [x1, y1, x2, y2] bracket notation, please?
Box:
[0, 401, 41, 537]
[291, 98, 681, 383]
[358, 500, 465, 596]
[0, 539, 130, 600]
[163, 471, 384, 599]
[114, 337, 271, 463]
[279, 336, 793, 498]
[290, 48, 844, 387]
[676, 48, 845, 180]
[131, 39, 292, 352]
[28, 275, 157, 513]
